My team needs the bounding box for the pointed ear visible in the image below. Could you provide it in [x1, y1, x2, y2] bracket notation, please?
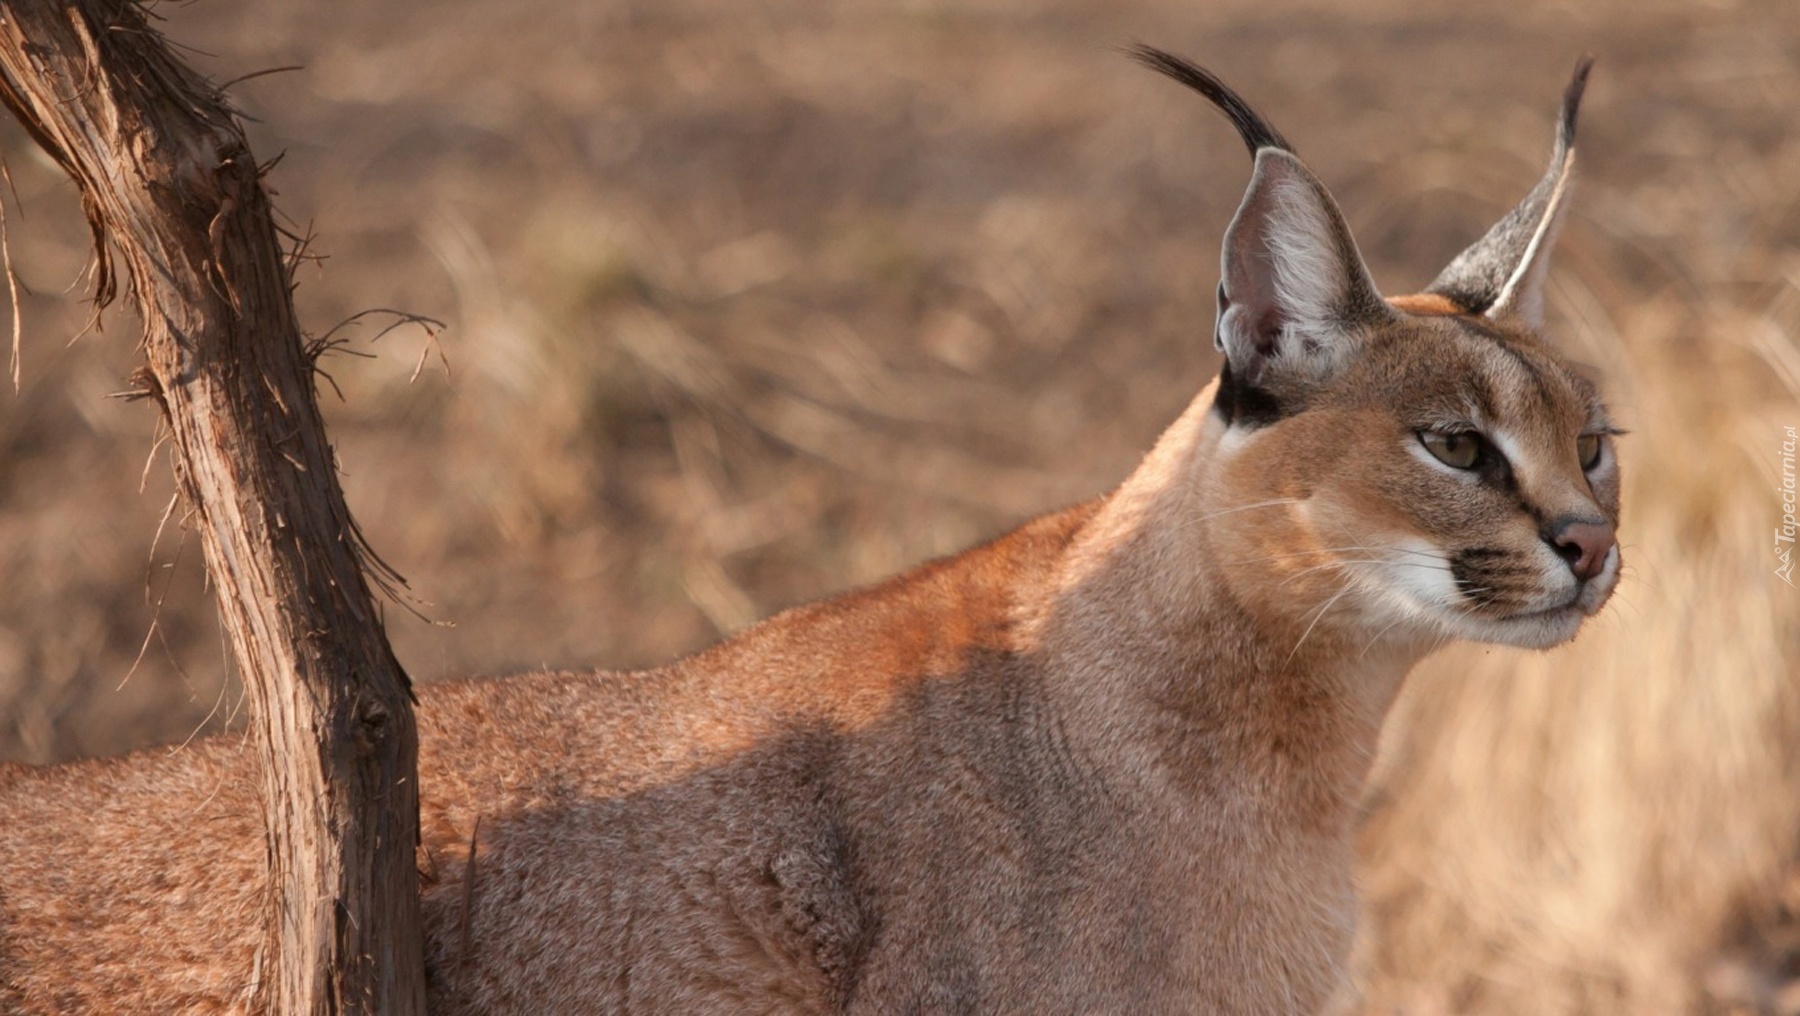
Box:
[1126, 47, 1391, 386]
[1428, 57, 1593, 327]
[1216, 149, 1392, 385]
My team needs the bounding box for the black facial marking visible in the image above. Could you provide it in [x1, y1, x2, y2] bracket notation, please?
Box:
[1212, 281, 1293, 429]
[1486, 336, 1553, 400]
[1453, 319, 1577, 438]
[1213, 281, 1229, 352]
[1473, 441, 1515, 492]
[1454, 317, 1546, 383]
[1449, 546, 1539, 612]
[1212, 359, 1287, 429]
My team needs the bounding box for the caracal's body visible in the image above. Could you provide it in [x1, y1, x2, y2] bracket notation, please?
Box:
[0, 51, 1619, 1014]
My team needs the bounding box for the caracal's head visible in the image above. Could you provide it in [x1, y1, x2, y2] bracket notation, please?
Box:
[1137, 49, 1619, 651]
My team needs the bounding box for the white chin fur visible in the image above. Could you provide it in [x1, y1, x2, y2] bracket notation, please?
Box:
[1441, 605, 1588, 649]
[1445, 543, 1619, 649]
[1368, 541, 1618, 651]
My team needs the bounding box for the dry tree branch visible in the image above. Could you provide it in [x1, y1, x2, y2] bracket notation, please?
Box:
[0, 1, 428, 1012]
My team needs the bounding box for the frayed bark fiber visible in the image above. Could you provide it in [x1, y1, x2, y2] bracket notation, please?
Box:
[0, 1, 427, 1012]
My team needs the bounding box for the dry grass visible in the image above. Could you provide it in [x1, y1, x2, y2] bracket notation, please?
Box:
[0, 0, 1794, 1011]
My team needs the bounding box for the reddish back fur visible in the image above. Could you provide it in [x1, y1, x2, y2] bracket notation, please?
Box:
[0, 56, 1618, 1016]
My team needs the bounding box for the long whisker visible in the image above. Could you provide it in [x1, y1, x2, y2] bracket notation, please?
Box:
[1221, 546, 1445, 567]
[1166, 499, 1307, 538]
[1359, 613, 1415, 658]
[1183, 498, 1305, 529]
[1286, 585, 1354, 665]
[1453, 584, 1528, 614]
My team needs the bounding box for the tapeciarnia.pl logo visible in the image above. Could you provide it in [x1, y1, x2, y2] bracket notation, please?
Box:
[1779, 425, 1797, 587]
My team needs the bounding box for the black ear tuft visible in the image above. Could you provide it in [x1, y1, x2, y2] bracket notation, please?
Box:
[1557, 55, 1595, 154]
[1131, 46, 1391, 416]
[1126, 45, 1293, 157]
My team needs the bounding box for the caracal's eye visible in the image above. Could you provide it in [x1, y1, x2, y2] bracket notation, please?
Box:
[1420, 431, 1481, 470]
[1577, 434, 1602, 470]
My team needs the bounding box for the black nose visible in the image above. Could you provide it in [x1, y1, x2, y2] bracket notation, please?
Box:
[1549, 518, 1615, 582]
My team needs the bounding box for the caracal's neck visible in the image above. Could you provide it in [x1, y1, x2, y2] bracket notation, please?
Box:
[1032, 380, 1430, 824]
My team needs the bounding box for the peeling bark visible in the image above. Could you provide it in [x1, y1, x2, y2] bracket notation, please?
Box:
[0, 1, 427, 1011]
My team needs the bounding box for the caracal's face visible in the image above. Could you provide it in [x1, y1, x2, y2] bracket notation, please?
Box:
[1140, 48, 1613, 652]
[1210, 310, 1621, 651]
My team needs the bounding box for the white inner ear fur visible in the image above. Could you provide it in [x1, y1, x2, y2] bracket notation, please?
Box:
[1217, 151, 1378, 385]
[1263, 172, 1345, 333]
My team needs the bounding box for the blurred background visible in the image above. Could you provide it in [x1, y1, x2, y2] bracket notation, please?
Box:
[0, 0, 1796, 1011]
